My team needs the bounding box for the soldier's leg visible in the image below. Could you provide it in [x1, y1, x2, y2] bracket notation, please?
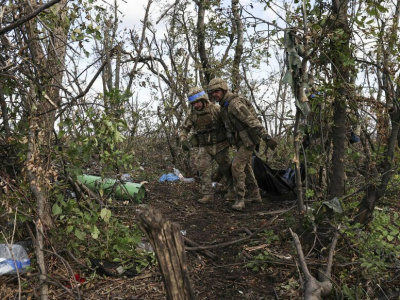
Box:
[244, 160, 262, 203]
[195, 147, 213, 203]
[244, 158, 258, 189]
[231, 145, 254, 210]
[214, 147, 235, 199]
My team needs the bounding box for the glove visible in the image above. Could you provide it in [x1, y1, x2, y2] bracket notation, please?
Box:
[264, 136, 278, 151]
[181, 140, 191, 151]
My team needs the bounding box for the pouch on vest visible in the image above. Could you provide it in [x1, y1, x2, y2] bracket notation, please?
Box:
[197, 131, 209, 145]
[190, 133, 199, 147]
[226, 131, 235, 146]
[239, 130, 255, 148]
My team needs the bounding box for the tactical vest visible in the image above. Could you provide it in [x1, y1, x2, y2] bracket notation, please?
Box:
[192, 105, 227, 146]
[221, 94, 262, 147]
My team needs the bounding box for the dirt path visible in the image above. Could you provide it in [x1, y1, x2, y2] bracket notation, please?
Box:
[141, 181, 299, 299]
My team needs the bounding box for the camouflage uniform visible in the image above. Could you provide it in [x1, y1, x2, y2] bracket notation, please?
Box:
[180, 87, 233, 204]
[208, 78, 271, 211]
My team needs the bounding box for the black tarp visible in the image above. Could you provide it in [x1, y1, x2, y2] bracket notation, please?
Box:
[251, 155, 300, 196]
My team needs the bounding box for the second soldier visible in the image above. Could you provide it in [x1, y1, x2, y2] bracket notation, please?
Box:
[180, 86, 234, 204]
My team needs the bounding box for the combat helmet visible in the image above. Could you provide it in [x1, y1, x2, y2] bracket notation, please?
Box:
[187, 86, 208, 103]
[207, 78, 228, 93]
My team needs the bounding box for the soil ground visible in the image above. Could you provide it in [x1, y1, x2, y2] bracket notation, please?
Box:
[90, 180, 300, 300]
[1, 177, 301, 300]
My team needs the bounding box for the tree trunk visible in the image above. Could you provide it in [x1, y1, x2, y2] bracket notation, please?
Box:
[197, 0, 211, 84]
[23, 0, 69, 227]
[22, 1, 69, 298]
[329, 0, 352, 198]
[0, 85, 11, 139]
[294, 110, 305, 213]
[137, 207, 194, 300]
[231, 0, 244, 92]
[355, 0, 400, 224]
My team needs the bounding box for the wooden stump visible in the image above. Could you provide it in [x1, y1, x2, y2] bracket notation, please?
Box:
[137, 207, 194, 300]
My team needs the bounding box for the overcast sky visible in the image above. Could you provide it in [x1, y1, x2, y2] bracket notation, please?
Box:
[116, 0, 168, 30]
[115, 0, 259, 31]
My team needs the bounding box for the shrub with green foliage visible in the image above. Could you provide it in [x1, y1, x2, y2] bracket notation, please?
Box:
[344, 209, 400, 280]
[51, 195, 154, 273]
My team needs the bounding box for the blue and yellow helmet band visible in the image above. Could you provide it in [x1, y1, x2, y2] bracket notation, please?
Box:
[188, 91, 206, 103]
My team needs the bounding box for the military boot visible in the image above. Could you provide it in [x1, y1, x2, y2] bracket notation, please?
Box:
[246, 189, 262, 203]
[224, 190, 236, 201]
[198, 194, 214, 204]
[232, 197, 245, 211]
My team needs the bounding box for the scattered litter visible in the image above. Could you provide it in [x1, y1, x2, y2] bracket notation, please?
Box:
[137, 241, 154, 253]
[173, 168, 195, 183]
[159, 173, 180, 182]
[116, 266, 125, 275]
[66, 190, 77, 199]
[0, 244, 30, 275]
[121, 173, 132, 181]
[77, 174, 146, 201]
[304, 205, 315, 212]
[212, 182, 222, 188]
[159, 168, 195, 183]
[90, 259, 139, 277]
[65, 273, 86, 288]
[90, 255, 154, 277]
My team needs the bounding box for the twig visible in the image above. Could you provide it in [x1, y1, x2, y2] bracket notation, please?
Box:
[42, 249, 81, 300]
[183, 236, 216, 259]
[254, 206, 296, 216]
[45, 279, 78, 299]
[186, 216, 278, 251]
[65, 250, 87, 268]
[305, 224, 317, 259]
[156, 0, 180, 24]
[72, 177, 104, 206]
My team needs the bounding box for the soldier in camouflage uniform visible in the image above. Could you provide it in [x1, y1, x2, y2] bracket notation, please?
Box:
[207, 78, 277, 211]
[180, 86, 234, 204]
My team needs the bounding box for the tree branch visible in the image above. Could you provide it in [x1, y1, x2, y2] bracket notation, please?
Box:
[0, 0, 62, 36]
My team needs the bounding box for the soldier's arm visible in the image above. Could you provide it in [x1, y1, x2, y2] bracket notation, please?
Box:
[180, 111, 194, 140]
[229, 99, 268, 137]
[230, 102, 277, 150]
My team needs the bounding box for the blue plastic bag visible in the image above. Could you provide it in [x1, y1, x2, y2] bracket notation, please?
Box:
[159, 173, 180, 182]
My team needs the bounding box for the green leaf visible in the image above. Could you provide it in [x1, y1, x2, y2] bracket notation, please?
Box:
[75, 228, 86, 240]
[100, 208, 112, 223]
[52, 203, 62, 215]
[91, 225, 100, 239]
[66, 225, 74, 233]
